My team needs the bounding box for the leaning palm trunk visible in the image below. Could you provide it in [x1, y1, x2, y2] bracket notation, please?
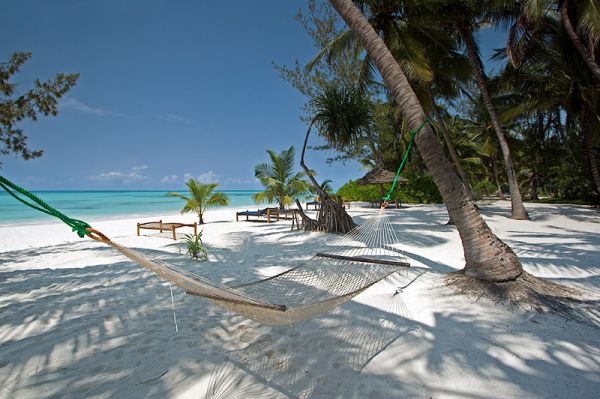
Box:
[298, 119, 356, 234]
[461, 29, 530, 220]
[328, 0, 522, 281]
[561, 0, 600, 82]
[426, 86, 473, 198]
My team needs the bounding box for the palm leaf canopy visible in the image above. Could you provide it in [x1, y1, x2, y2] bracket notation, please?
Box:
[254, 146, 311, 208]
[311, 84, 373, 150]
[167, 179, 230, 220]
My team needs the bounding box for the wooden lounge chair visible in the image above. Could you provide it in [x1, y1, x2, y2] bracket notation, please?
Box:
[137, 220, 197, 240]
[306, 200, 320, 210]
[236, 207, 279, 223]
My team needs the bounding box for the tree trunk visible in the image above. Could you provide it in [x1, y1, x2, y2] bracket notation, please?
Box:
[561, 0, 600, 82]
[426, 85, 473, 198]
[461, 28, 530, 220]
[530, 170, 539, 201]
[582, 105, 600, 196]
[198, 213, 204, 224]
[329, 0, 522, 281]
[492, 156, 506, 200]
[299, 118, 356, 234]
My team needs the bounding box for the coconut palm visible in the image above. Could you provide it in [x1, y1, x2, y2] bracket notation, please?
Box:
[308, 1, 475, 197]
[328, 0, 524, 282]
[438, 0, 530, 220]
[497, 12, 600, 196]
[520, 0, 600, 81]
[253, 146, 311, 210]
[167, 179, 229, 224]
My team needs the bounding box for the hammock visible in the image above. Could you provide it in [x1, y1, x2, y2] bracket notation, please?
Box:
[0, 176, 410, 325]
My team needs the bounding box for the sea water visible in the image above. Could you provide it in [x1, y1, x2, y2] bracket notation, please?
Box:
[0, 190, 261, 225]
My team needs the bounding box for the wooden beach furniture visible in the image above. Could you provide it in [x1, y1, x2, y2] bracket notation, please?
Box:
[137, 220, 197, 240]
[236, 207, 279, 223]
[306, 200, 320, 210]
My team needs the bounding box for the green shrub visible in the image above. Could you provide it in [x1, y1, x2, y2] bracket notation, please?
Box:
[337, 172, 443, 204]
[546, 162, 593, 200]
[398, 173, 443, 203]
[336, 180, 382, 202]
[471, 179, 497, 200]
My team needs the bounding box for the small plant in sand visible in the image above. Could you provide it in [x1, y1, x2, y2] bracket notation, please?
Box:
[180, 232, 208, 261]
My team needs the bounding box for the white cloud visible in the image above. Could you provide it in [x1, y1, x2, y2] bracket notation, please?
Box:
[158, 113, 197, 124]
[160, 175, 178, 184]
[180, 171, 219, 184]
[226, 177, 256, 185]
[90, 165, 149, 184]
[59, 98, 121, 116]
[197, 171, 218, 183]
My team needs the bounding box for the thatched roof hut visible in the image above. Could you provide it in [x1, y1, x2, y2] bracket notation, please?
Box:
[356, 167, 407, 186]
[356, 167, 408, 203]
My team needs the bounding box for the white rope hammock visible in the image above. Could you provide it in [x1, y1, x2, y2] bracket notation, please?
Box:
[107, 208, 410, 325]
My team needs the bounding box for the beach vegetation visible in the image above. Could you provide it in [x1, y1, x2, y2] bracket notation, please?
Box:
[294, 83, 373, 233]
[321, 0, 589, 309]
[253, 146, 311, 210]
[180, 231, 208, 261]
[337, 174, 442, 204]
[0, 52, 78, 166]
[167, 179, 230, 224]
[309, 178, 334, 200]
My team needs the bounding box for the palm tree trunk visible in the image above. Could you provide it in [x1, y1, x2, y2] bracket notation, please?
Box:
[561, 0, 600, 82]
[426, 85, 473, 198]
[460, 28, 530, 220]
[329, 0, 522, 282]
[299, 118, 356, 233]
[492, 156, 506, 200]
[582, 105, 600, 196]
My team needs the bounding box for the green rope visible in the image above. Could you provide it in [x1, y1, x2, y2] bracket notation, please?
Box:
[382, 120, 428, 202]
[0, 175, 91, 238]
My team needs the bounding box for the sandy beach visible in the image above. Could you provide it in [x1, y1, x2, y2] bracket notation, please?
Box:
[1, 201, 599, 398]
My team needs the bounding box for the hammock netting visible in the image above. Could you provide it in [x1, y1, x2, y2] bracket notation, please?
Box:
[0, 173, 412, 326]
[108, 208, 409, 325]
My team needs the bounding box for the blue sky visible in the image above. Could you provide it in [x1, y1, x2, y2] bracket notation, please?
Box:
[1, 0, 507, 190]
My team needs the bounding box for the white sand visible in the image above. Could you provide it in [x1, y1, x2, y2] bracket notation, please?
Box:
[1, 201, 599, 398]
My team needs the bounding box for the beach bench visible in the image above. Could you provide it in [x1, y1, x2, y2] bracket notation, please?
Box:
[306, 200, 320, 210]
[137, 220, 197, 240]
[236, 207, 279, 223]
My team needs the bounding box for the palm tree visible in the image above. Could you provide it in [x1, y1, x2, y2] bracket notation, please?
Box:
[521, 0, 600, 81]
[167, 179, 229, 224]
[328, 0, 524, 282]
[442, 1, 530, 220]
[253, 146, 311, 210]
[309, 1, 476, 198]
[499, 11, 600, 197]
[308, 178, 334, 198]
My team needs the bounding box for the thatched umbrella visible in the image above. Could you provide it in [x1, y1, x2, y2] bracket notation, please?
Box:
[357, 167, 407, 205]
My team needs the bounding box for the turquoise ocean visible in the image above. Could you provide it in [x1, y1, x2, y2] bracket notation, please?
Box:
[0, 190, 261, 225]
